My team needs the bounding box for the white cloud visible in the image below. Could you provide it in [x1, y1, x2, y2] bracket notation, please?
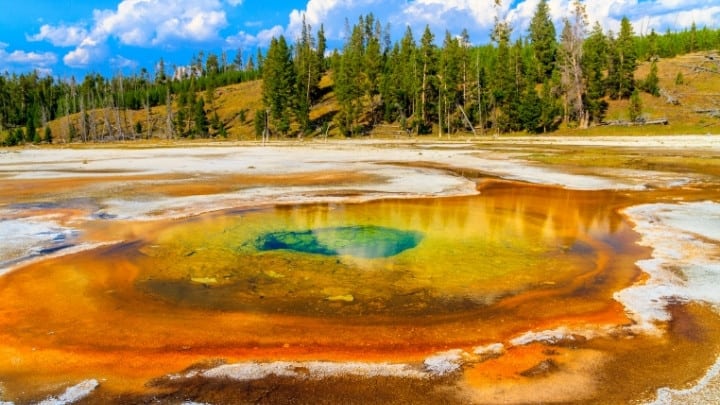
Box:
[14, 0, 720, 72]
[403, 0, 507, 30]
[5, 49, 57, 66]
[279, 0, 720, 47]
[287, 0, 387, 40]
[0, 43, 57, 73]
[110, 55, 139, 70]
[53, 0, 230, 67]
[288, 0, 340, 37]
[92, 0, 228, 46]
[27, 24, 89, 47]
[227, 25, 284, 49]
[63, 44, 99, 68]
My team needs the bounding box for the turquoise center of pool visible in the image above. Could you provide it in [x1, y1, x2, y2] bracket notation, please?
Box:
[255, 225, 424, 258]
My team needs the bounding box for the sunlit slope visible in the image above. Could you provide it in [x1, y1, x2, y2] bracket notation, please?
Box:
[598, 52, 720, 135]
[44, 51, 720, 141]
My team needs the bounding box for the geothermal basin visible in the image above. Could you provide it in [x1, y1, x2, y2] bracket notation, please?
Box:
[0, 138, 719, 404]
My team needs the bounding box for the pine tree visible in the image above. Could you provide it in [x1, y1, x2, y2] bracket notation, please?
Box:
[607, 17, 637, 99]
[253, 110, 263, 138]
[364, 16, 383, 125]
[647, 29, 659, 60]
[675, 71, 684, 86]
[528, 0, 557, 81]
[582, 22, 609, 124]
[13, 128, 24, 146]
[519, 79, 542, 133]
[44, 126, 53, 144]
[233, 49, 244, 71]
[333, 18, 366, 136]
[316, 24, 327, 77]
[262, 36, 296, 136]
[628, 89, 642, 121]
[25, 105, 38, 143]
[193, 97, 209, 137]
[417, 25, 437, 133]
[538, 78, 561, 132]
[390, 26, 418, 128]
[641, 60, 660, 96]
[206, 53, 220, 77]
[439, 31, 461, 136]
[491, 19, 516, 132]
[294, 15, 324, 134]
[68, 123, 77, 143]
[475, 62, 491, 134]
[460, 29, 471, 109]
[689, 22, 697, 53]
[245, 56, 255, 72]
[380, 43, 400, 123]
[155, 58, 167, 83]
[256, 48, 265, 74]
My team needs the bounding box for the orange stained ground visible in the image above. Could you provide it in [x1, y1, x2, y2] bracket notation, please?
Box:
[0, 176, 717, 403]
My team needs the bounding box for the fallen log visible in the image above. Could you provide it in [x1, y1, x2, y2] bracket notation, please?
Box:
[600, 117, 669, 126]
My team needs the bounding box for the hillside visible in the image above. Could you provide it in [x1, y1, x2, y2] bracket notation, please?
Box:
[38, 51, 720, 143]
[593, 52, 720, 135]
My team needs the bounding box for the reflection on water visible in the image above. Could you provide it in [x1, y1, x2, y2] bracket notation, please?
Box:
[0, 181, 717, 404]
[129, 182, 637, 318]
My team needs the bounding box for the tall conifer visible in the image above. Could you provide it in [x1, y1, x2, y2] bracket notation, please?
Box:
[608, 17, 637, 99]
[528, 0, 557, 81]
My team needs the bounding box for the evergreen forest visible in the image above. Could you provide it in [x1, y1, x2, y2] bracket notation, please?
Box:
[2, 0, 720, 145]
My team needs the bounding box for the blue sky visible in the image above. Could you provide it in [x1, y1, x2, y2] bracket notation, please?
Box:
[1, 0, 718, 77]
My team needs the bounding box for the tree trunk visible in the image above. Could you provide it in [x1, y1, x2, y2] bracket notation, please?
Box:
[165, 87, 173, 140]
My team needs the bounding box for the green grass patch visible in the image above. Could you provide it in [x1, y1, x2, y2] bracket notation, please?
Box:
[526, 147, 720, 177]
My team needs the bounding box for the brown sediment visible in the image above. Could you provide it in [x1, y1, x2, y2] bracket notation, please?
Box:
[86, 374, 462, 405]
[461, 345, 607, 404]
[580, 302, 720, 404]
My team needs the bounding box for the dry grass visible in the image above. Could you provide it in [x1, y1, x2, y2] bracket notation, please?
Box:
[37, 51, 720, 144]
[579, 52, 720, 136]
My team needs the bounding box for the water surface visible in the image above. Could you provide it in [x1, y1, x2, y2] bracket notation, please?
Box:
[0, 181, 717, 404]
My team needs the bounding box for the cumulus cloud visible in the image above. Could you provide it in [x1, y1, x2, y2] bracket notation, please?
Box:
[227, 25, 284, 49]
[403, 0, 507, 30]
[282, 0, 720, 46]
[0, 43, 57, 73]
[5, 49, 57, 66]
[110, 55, 139, 70]
[46, 0, 230, 68]
[15, 0, 720, 72]
[27, 24, 89, 47]
[92, 0, 228, 46]
[504, 0, 720, 37]
[287, 0, 386, 40]
[288, 0, 341, 36]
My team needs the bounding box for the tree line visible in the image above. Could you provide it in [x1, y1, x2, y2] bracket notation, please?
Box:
[3, 0, 720, 145]
[0, 50, 260, 146]
[261, 0, 720, 138]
